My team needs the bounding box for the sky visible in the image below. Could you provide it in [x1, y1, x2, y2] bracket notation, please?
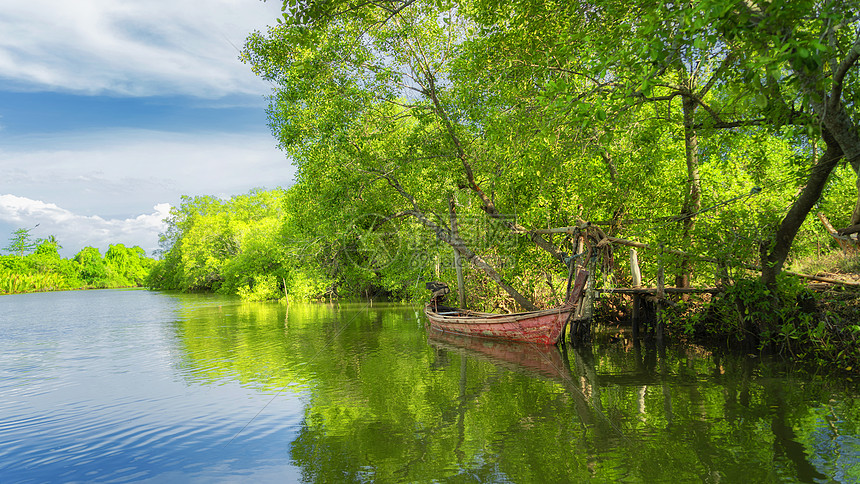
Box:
[0, 0, 295, 257]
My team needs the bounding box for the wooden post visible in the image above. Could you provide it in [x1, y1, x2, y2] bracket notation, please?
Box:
[454, 250, 466, 308]
[656, 249, 665, 341]
[569, 233, 592, 341]
[632, 296, 641, 339]
[630, 248, 641, 338]
[630, 248, 641, 287]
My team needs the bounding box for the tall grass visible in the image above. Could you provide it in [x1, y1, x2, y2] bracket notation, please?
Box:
[0, 268, 76, 294]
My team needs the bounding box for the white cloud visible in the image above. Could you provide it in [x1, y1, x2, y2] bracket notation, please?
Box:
[0, 128, 295, 218]
[0, 1, 296, 257]
[0, 0, 282, 97]
[0, 194, 171, 257]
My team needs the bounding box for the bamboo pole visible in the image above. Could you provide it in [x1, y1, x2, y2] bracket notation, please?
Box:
[454, 250, 466, 308]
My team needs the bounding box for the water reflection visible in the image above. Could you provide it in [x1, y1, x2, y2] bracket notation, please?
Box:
[2, 293, 857, 483]
[275, 312, 858, 483]
[159, 299, 859, 482]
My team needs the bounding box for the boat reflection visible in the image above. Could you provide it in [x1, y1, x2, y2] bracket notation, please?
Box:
[427, 328, 605, 431]
[426, 328, 568, 382]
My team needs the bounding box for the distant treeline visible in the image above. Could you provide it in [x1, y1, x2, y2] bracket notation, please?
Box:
[1, 236, 154, 294]
[145, 189, 374, 302]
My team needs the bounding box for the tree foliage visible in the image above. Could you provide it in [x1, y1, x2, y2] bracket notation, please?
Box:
[154, 0, 860, 339]
[0, 235, 154, 294]
[4, 227, 40, 257]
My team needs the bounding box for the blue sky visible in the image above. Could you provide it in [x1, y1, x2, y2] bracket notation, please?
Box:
[0, 0, 294, 257]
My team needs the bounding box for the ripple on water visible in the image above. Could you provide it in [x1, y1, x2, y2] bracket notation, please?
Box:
[3, 382, 304, 481]
[0, 291, 306, 482]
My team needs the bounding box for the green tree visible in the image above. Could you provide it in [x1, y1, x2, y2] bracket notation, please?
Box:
[462, 0, 858, 293]
[74, 246, 108, 287]
[27, 237, 83, 288]
[226, 0, 860, 327]
[681, 0, 860, 290]
[150, 189, 306, 299]
[4, 226, 40, 257]
[243, 0, 585, 310]
[105, 243, 153, 286]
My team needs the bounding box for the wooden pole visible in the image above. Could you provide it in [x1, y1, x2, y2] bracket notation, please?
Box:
[818, 212, 859, 253]
[656, 249, 665, 341]
[570, 236, 592, 340]
[630, 248, 642, 288]
[573, 236, 587, 322]
[818, 212, 839, 234]
[630, 248, 641, 339]
[454, 249, 466, 308]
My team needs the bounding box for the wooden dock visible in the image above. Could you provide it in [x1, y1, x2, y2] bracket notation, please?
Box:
[598, 287, 720, 295]
[534, 220, 859, 343]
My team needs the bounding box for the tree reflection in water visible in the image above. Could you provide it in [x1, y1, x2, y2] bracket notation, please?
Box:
[171, 301, 858, 483]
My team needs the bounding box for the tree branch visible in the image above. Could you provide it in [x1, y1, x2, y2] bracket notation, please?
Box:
[829, 33, 860, 112]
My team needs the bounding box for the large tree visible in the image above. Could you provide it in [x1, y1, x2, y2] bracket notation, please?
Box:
[242, 0, 859, 318]
[462, 0, 860, 291]
[244, 0, 575, 309]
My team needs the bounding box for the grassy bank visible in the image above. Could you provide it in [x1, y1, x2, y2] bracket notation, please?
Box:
[595, 250, 860, 375]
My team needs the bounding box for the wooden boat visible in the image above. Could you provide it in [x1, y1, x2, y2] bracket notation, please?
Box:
[424, 270, 589, 345]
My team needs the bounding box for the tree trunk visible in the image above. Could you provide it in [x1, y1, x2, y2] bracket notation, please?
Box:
[761, 130, 843, 290]
[820, 103, 860, 225]
[853, 176, 860, 226]
[814, 101, 860, 225]
[791, 40, 860, 223]
[676, 95, 701, 289]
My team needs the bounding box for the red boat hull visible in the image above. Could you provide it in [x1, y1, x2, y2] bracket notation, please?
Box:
[424, 269, 588, 345]
[424, 304, 574, 345]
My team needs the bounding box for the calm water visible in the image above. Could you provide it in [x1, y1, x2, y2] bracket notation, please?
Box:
[0, 290, 857, 483]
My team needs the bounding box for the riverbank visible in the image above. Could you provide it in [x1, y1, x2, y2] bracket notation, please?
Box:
[0, 284, 148, 296]
[597, 279, 860, 376]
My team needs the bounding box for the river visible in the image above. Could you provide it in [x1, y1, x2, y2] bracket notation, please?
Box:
[0, 289, 857, 482]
